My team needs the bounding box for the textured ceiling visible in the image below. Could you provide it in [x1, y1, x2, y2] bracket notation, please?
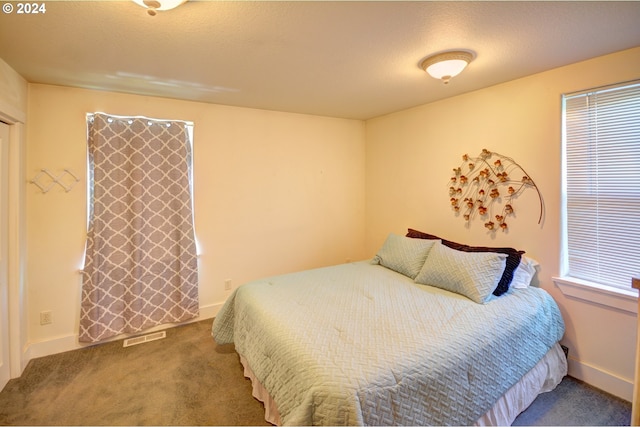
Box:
[1, 1, 639, 120]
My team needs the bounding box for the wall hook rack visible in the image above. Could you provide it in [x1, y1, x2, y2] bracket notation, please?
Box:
[30, 168, 80, 194]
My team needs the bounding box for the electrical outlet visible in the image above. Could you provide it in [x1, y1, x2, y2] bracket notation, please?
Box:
[224, 279, 232, 291]
[40, 311, 52, 325]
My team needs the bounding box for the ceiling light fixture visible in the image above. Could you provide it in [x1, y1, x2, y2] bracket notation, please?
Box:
[420, 50, 475, 85]
[132, 0, 187, 16]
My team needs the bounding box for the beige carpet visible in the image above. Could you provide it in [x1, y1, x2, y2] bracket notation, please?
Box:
[0, 320, 268, 426]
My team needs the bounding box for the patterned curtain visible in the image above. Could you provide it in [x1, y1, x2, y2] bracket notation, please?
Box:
[79, 113, 199, 343]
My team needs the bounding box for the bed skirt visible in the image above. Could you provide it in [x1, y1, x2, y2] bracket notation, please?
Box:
[239, 342, 567, 426]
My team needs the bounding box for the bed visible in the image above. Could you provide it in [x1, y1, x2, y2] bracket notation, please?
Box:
[212, 231, 567, 426]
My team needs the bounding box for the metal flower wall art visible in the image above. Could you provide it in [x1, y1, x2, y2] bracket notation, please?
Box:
[448, 149, 543, 232]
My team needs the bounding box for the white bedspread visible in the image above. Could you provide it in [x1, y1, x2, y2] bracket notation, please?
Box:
[213, 261, 565, 426]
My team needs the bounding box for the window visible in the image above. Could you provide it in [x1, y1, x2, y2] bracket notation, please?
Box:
[561, 80, 640, 291]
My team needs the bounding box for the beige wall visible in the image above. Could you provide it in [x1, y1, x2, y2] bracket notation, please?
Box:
[0, 58, 27, 123]
[365, 46, 640, 400]
[25, 84, 366, 355]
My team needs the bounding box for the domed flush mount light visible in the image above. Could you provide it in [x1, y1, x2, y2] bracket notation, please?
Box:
[420, 50, 475, 84]
[132, 0, 187, 16]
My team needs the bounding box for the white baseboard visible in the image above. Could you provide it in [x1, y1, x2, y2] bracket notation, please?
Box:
[567, 355, 633, 402]
[21, 303, 223, 371]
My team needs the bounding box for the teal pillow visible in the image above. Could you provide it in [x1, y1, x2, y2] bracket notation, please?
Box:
[371, 233, 438, 279]
[415, 241, 507, 303]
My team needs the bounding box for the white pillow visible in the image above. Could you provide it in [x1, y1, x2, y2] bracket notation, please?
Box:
[415, 241, 507, 304]
[371, 233, 438, 279]
[512, 256, 539, 289]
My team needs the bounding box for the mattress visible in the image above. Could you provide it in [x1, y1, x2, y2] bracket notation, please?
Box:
[213, 261, 566, 425]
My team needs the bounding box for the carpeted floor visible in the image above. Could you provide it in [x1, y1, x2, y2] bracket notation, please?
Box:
[0, 320, 631, 426]
[512, 374, 631, 426]
[0, 321, 267, 426]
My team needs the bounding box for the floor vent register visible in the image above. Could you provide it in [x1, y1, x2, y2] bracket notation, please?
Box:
[123, 331, 167, 348]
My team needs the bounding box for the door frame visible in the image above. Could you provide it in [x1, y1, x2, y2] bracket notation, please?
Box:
[0, 121, 9, 389]
[0, 108, 27, 381]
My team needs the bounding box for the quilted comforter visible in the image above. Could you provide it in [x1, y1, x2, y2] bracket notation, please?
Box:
[213, 261, 565, 426]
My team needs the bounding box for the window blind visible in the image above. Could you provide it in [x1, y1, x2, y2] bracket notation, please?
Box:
[562, 80, 640, 290]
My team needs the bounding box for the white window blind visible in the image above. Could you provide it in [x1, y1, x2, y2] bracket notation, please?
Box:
[562, 80, 640, 290]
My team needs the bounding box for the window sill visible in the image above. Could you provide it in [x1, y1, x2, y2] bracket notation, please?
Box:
[552, 276, 638, 314]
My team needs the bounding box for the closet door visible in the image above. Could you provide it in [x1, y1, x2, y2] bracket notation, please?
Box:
[0, 122, 9, 391]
